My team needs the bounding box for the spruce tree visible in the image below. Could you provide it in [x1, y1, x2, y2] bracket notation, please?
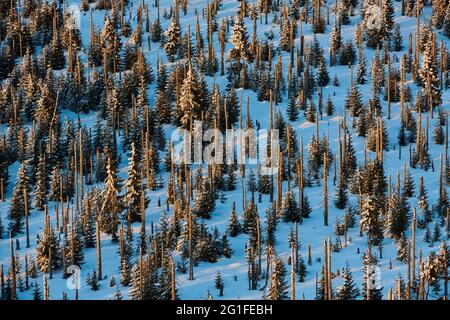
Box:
[305, 100, 317, 122]
[0, 215, 4, 239]
[32, 282, 42, 300]
[325, 95, 335, 116]
[337, 264, 359, 300]
[361, 246, 383, 300]
[296, 255, 307, 282]
[386, 191, 411, 240]
[177, 65, 204, 128]
[287, 92, 299, 122]
[164, 16, 181, 62]
[34, 154, 48, 211]
[423, 224, 432, 244]
[193, 179, 215, 219]
[418, 180, 432, 226]
[215, 271, 224, 296]
[344, 83, 363, 117]
[80, 192, 97, 248]
[120, 228, 132, 286]
[382, 0, 395, 34]
[443, 7, 450, 37]
[86, 270, 100, 291]
[334, 178, 348, 209]
[36, 219, 61, 273]
[433, 120, 445, 145]
[229, 15, 249, 61]
[8, 161, 32, 236]
[62, 216, 85, 268]
[391, 24, 403, 51]
[419, 41, 442, 108]
[360, 195, 384, 246]
[265, 257, 289, 300]
[113, 286, 123, 300]
[281, 190, 301, 223]
[396, 233, 409, 263]
[356, 55, 367, 85]
[432, 222, 442, 243]
[227, 203, 242, 237]
[99, 159, 122, 242]
[316, 57, 330, 87]
[227, 165, 237, 191]
[124, 143, 144, 223]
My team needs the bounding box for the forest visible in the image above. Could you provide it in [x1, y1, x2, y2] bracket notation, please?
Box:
[0, 0, 449, 300]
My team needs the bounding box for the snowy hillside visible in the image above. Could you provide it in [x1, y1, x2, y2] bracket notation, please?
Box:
[0, 0, 449, 300]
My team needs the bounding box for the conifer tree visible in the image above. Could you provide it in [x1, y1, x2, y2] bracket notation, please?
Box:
[281, 190, 301, 223]
[360, 195, 384, 246]
[177, 65, 204, 128]
[443, 7, 450, 37]
[215, 271, 224, 296]
[325, 95, 335, 116]
[361, 246, 383, 300]
[344, 83, 363, 117]
[287, 92, 299, 122]
[394, 273, 407, 300]
[227, 203, 242, 237]
[339, 41, 357, 66]
[419, 40, 442, 108]
[247, 170, 257, 196]
[36, 218, 61, 273]
[363, 5, 385, 48]
[124, 143, 144, 223]
[433, 120, 445, 145]
[120, 227, 132, 286]
[80, 192, 96, 248]
[396, 233, 409, 263]
[386, 190, 411, 240]
[337, 264, 360, 300]
[227, 165, 237, 191]
[356, 55, 367, 84]
[258, 170, 272, 194]
[334, 178, 348, 209]
[391, 24, 403, 51]
[305, 101, 317, 122]
[296, 254, 307, 282]
[0, 215, 4, 239]
[329, 23, 342, 64]
[86, 270, 100, 291]
[8, 161, 31, 236]
[32, 282, 42, 300]
[49, 32, 65, 70]
[112, 286, 123, 300]
[34, 154, 48, 211]
[229, 15, 249, 62]
[432, 222, 442, 243]
[193, 178, 215, 219]
[382, 0, 395, 34]
[317, 57, 330, 87]
[155, 89, 171, 124]
[403, 170, 415, 198]
[164, 16, 181, 62]
[243, 202, 258, 235]
[62, 216, 85, 268]
[265, 257, 289, 300]
[424, 224, 432, 244]
[99, 159, 122, 242]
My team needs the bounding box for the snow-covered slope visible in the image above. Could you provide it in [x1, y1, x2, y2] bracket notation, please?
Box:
[0, 0, 449, 300]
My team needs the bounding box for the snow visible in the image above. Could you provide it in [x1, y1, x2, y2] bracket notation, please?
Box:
[0, 0, 448, 300]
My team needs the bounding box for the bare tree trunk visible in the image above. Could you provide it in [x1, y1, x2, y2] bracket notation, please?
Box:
[96, 220, 102, 280]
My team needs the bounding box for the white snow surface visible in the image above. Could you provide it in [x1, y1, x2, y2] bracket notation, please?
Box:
[0, 0, 449, 300]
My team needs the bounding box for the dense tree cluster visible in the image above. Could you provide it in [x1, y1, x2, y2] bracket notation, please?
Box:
[0, 0, 448, 301]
